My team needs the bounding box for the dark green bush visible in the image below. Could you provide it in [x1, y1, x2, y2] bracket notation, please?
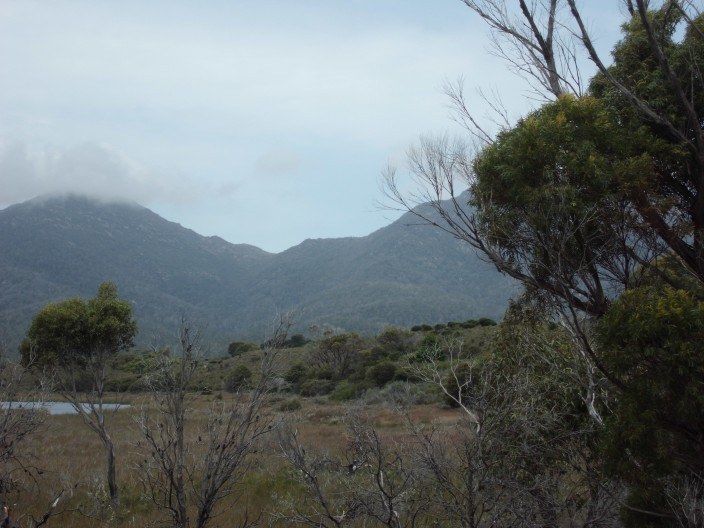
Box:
[285, 363, 308, 385]
[367, 361, 397, 387]
[363, 346, 389, 365]
[105, 374, 142, 392]
[330, 380, 374, 401]
[392, 367, 421, 383]
[377, 327, 413, 355]
[224, 364, 253, 392]
[298, 379, 335, 397]
[228, 342, 259, 357]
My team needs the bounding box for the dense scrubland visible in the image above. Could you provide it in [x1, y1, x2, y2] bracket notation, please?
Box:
[0, 309, 677, 528]
[1, 320, 512, 527]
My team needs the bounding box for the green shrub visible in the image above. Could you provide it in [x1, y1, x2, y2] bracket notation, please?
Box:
[367, 362, 397, 387]
[411, 333, 442, 362]
[112, 352, 159, 374]
[285, 363, 308, 385]
[377, 327, 413, 355]
[227, 341, 259, 357]
[105, 374, 142, 392]
[330, 380, 374, 401]
[362, 346, 389, 365]
[298, 379, 335, 397]
[224, 364, 253, 392]
[393, 367, 421, 383]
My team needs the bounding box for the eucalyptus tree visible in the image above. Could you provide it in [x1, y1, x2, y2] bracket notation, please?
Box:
[20, 282, 137, 507]
[383, 1, 704, 523]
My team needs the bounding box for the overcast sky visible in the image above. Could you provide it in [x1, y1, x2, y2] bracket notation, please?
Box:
[0, 0, 623, 253]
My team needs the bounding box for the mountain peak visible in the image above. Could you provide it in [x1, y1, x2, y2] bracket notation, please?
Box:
[0, 196, 515, 353]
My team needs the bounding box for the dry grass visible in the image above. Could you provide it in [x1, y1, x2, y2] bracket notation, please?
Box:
[6, 394, 461, 527]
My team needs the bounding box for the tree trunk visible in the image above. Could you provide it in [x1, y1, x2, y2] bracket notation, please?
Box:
[104, 434, 119, 508]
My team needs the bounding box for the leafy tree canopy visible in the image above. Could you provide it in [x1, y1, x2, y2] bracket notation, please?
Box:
[20, 281, 137, 367]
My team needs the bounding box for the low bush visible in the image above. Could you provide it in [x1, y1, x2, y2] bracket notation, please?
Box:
[367, 362, 396, 387]
[224, 364, 253, 392]
[298, 379, 335, 397]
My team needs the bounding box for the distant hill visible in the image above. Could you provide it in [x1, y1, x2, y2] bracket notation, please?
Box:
[0, 194, 517, 354]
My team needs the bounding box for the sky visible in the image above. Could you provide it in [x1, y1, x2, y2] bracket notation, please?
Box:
[0, 0, 624, 253]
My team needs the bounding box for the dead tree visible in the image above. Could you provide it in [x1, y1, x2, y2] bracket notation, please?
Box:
[278, 412, 428, 527]
[276, 421, 352, 527]
[0, 350, 44, 500]
[136, 316, 289, 528]
[382, 1, 704, 435]
[408, 328, 621, 527]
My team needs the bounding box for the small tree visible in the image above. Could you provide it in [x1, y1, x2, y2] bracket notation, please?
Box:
[137, 317, 289, 528]
[224, 365, 253, 393]
[0, 348, 45, 501]
[20, 282, 137, 507]
[310, 333, 364, 380]
[227, 341, 258, 357]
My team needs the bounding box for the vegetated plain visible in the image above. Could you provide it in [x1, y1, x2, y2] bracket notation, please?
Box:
[6, 321, 497, 527]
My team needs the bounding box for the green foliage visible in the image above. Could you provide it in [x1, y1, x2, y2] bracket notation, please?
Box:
[361, 346, 389, 366]
[310, 332, 364, 380]
[597, 285, 704, 491]
[104, 373, 142, 392]
[111, 352, 159, 375]
[298, 379, 335, 397]
[410, 332, 440, 362]
[227, 341, 258, 357]
[330, 380, 372, 401]
[366, 361, 396, 388]
[21, 281, 137, 368]
[376, 326, 413, 355]
[224, 364, 253, 393]
[284, 363, 308, 386]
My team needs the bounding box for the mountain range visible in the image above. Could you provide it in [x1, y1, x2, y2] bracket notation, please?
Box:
[0, 194, 517, 354]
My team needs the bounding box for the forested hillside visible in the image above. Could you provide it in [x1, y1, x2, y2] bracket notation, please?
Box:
[0, 194, 515, 351]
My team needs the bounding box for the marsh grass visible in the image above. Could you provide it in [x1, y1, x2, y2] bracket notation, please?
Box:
[6, 393, 459, 527]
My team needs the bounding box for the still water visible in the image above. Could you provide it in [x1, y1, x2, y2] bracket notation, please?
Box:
[0, 401, 130, 415]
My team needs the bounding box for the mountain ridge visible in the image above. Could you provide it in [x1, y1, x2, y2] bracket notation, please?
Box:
[0, 194, 517, 353]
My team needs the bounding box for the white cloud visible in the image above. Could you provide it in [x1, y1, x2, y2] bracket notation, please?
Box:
[0, 140, 200, 207]
[0, 0, 625, 252]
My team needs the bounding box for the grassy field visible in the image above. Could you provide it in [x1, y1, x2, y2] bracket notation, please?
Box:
[8, 394, 463, 527]
[4, 323, 496, 527]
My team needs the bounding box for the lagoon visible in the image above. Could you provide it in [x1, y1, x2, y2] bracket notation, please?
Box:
[0, 401, 130, 415]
